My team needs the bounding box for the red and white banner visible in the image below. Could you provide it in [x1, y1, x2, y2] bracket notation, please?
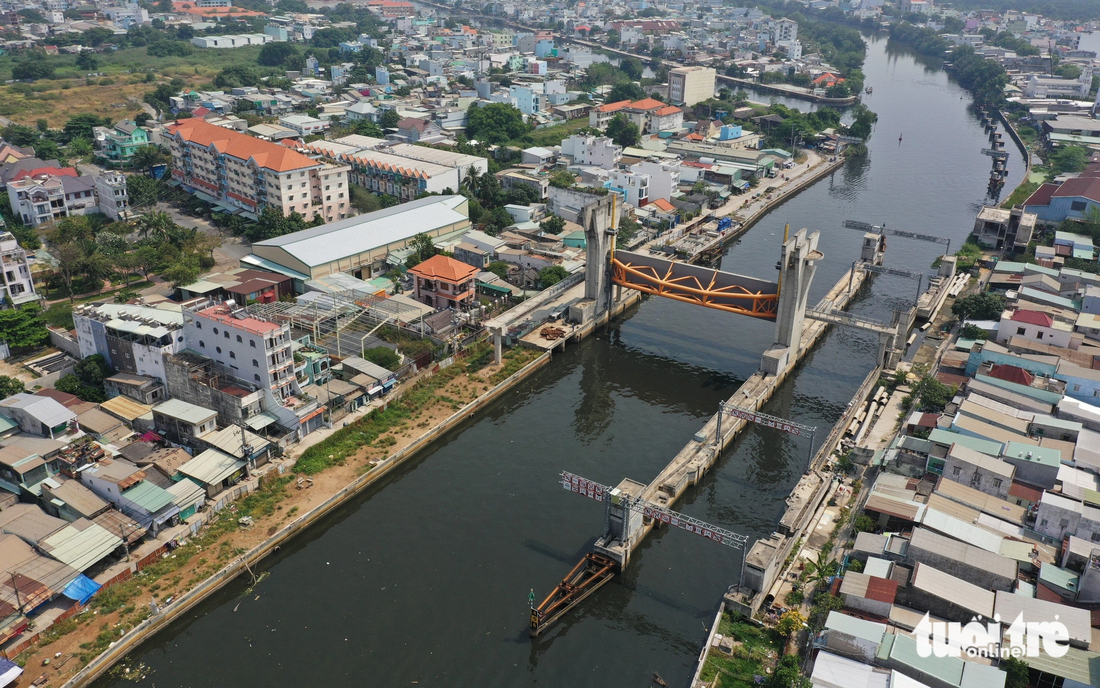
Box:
[643, 507, 733, 546]
[562, 472, 604, 502]
[724, 407, 807, 436]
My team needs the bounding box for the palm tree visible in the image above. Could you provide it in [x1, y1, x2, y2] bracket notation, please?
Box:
[131, 145, 166, 176]
[461, 165, 481, 196]
[803, 551, 837, 591]
[135, 211, 175, 242]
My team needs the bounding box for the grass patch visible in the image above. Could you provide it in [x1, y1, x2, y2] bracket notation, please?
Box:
[38, 617, 79, 645]
[512, 117, 594, 148]
[1002, 180, 1040, 209]
[699, 613, 782, 687]
[489, 347, 540, 384]
[236, 476, 292, 519]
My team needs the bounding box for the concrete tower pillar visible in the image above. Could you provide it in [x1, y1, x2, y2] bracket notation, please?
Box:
[582, 194, 618, 315]
[761, 228, 822, 376]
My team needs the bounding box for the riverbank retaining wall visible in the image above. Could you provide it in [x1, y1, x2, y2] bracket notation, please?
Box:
[61, 350, 554, 687]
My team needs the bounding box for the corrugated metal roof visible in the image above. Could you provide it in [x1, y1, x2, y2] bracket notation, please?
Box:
[166, 479, 205, 511]
[153, 399, 217, 426]
[202, 425, 270, 459]
[253, 195, 468, 268]
[912, 562, 995, 618]
[40, 519, 122, 572]
[179, 449, 245, 486]
[810, 651, 890, 688]
[824, 611, 886, 642]
[909, 527, 1018, 580]
[121, 481, 175, 513]
[928, 429, 1003, 458]
[921, 508, 1005, 554]
[994, 590, 1093, 645]
[100, 396, 153, 423]
[1021, 646, 1100, 686]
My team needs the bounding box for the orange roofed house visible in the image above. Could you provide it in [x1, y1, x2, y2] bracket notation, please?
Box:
[588, 98, 683, 134]
[166, 119, 350, 222]
[408, 255, 478, 311]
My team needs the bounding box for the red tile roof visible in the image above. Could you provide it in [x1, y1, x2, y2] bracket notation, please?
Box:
[1023, 183, 1058, 208]
[654, 105, 681, 116]
[625, 98, 666, 111]
[1008, 480, 1042, 503]
[1010, 309, 1053, 327]
[167, 118, 319, 173]
[987, 364, 1034, 387]
[650, 198, 676, 213]
[596, 99, 632, 113]
[1052, 177, 1100, 204]
[408, 254, 478, 283]
[863, 575, 899, 603]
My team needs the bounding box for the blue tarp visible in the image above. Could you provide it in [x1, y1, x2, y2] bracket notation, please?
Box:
[0, 656, 21, 687]
[62, 573, 101, 606]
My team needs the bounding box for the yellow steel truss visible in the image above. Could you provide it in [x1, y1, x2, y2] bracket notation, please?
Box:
[611, 256, 779, 320]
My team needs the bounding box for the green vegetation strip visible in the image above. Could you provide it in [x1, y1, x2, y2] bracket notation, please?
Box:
[699, 613, 782, 688]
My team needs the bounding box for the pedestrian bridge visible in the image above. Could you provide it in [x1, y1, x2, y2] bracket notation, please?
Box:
[610, 250, 780, 321]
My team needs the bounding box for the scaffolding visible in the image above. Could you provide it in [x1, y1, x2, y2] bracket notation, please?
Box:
[247, 290, 432, 360]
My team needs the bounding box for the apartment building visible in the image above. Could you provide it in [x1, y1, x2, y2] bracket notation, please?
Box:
[73, 303, 186, 381]
[95, 171, 132, 221]
[560, 134, 622, 168]
[182, 301, 298, 401]
[166, 118, 350, 222]
[7, 173, 98, 226]
[668, 66, 716, 106]
[0, 231, 38, 307]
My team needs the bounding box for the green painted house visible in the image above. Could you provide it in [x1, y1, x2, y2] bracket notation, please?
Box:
[97, 120, 150, 168]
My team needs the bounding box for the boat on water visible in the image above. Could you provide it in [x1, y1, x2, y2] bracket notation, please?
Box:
[866, 86, 873, 94]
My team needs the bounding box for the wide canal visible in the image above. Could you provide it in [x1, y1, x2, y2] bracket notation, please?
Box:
[95, 35, 1024, 687]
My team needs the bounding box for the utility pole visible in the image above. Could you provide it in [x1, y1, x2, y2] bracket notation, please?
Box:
[10, 572, 22, 613]
[120, 524, 130, 562]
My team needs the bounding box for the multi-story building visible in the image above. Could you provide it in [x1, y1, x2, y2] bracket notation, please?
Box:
[279, 114, 329, 137]
[632, 159, 681, 203]
[623, 99, 684, 134]
[95, 171, 132, 221]
[668, 66, 716, 106]
[94, 120, 150, 168]
[607, 169, 650, 207]
[167, 118, 350, 222]
[408, 255, 478, 311]
[774, 18, 797, 43]
[73, 303, 186, 382]
[560, 134, 622, 168]
[0, 231, 39, 307]
[181, 300, 324, 438]
[509, 85, 542, 115]
[7, 173, 98, 226]
[342, 149, 458, 201]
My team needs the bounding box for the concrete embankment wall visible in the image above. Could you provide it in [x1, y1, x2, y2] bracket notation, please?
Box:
[994, 108, 1033, 204]
[63, 351, 553, 687]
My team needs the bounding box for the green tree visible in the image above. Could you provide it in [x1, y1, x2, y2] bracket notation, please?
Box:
[136, 211, 176, 242]
[63, 113, 108, 143]
[12, 61, 54, 81]
[349, 185, 381, 214]
[487, 261, 510, 280]
[2, 125, 39, 147]
[465, 102, 530, 144]
[363, 346, 400, 370]
[961, 323, 988, 340]
[245, 207, 308, 243]
[618, 57, 644, 81]
[847, 104, 878, 142]
[0, 376, 24, 400]
[131, 145, 167, 175]
[353, 120, 384, 137]
[605, 113, 639, 147]
[803, 550, 837, 590]
[408, 232, 437, 264]
[768, 655, 811, 688]
[68, 137, 93, 159]
[52, 242, 86, 303]
[0, 305, 47, 350]
[161, 255, 201, 287]
[127, 175, 163, 208]
[213, 65, 260, 89]
[607, 81, 645, 103]
[1051, 146, 1090, 175]
[951, 292, 1005, 320]
[540, 214, 566, 235]
[76, 51, 99, 71]
[379, 109, 401, 129]
[258, 42, 300, 67]
[918, 376, 955, 412]
[1001, 657, 1029, 688]
[538, 265, 568, 288]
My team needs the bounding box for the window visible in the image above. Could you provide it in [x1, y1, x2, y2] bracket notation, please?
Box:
[1075, 384, 1082, 392]
[196, 322, 202, 329]
[224, 331, 229, 339]
[1060, 518, 1070, 529]
[237, 335, 243, 343]
[1041, 518, 1048, 527]
[1092, 532, 1100, 542]
[200, 340, 205, 348]
[952, 466, 961, 476]
[255, 374, 261, 382]
[1016, 327, 1026, 335]
[1072, 200, 1088, 211]
[993, 478, 1002, 488]
[216, 346, 222, 354]
[213, 327, 219, 335]
[250, 340, 256, 348]
[253, 359, 259, 367]
[230, 351, 236, 359]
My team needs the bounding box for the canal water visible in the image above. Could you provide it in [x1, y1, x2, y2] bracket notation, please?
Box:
[95, 35, 1023, 688]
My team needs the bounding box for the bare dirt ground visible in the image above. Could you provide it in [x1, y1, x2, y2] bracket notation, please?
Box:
[12, 349, 539, 685]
